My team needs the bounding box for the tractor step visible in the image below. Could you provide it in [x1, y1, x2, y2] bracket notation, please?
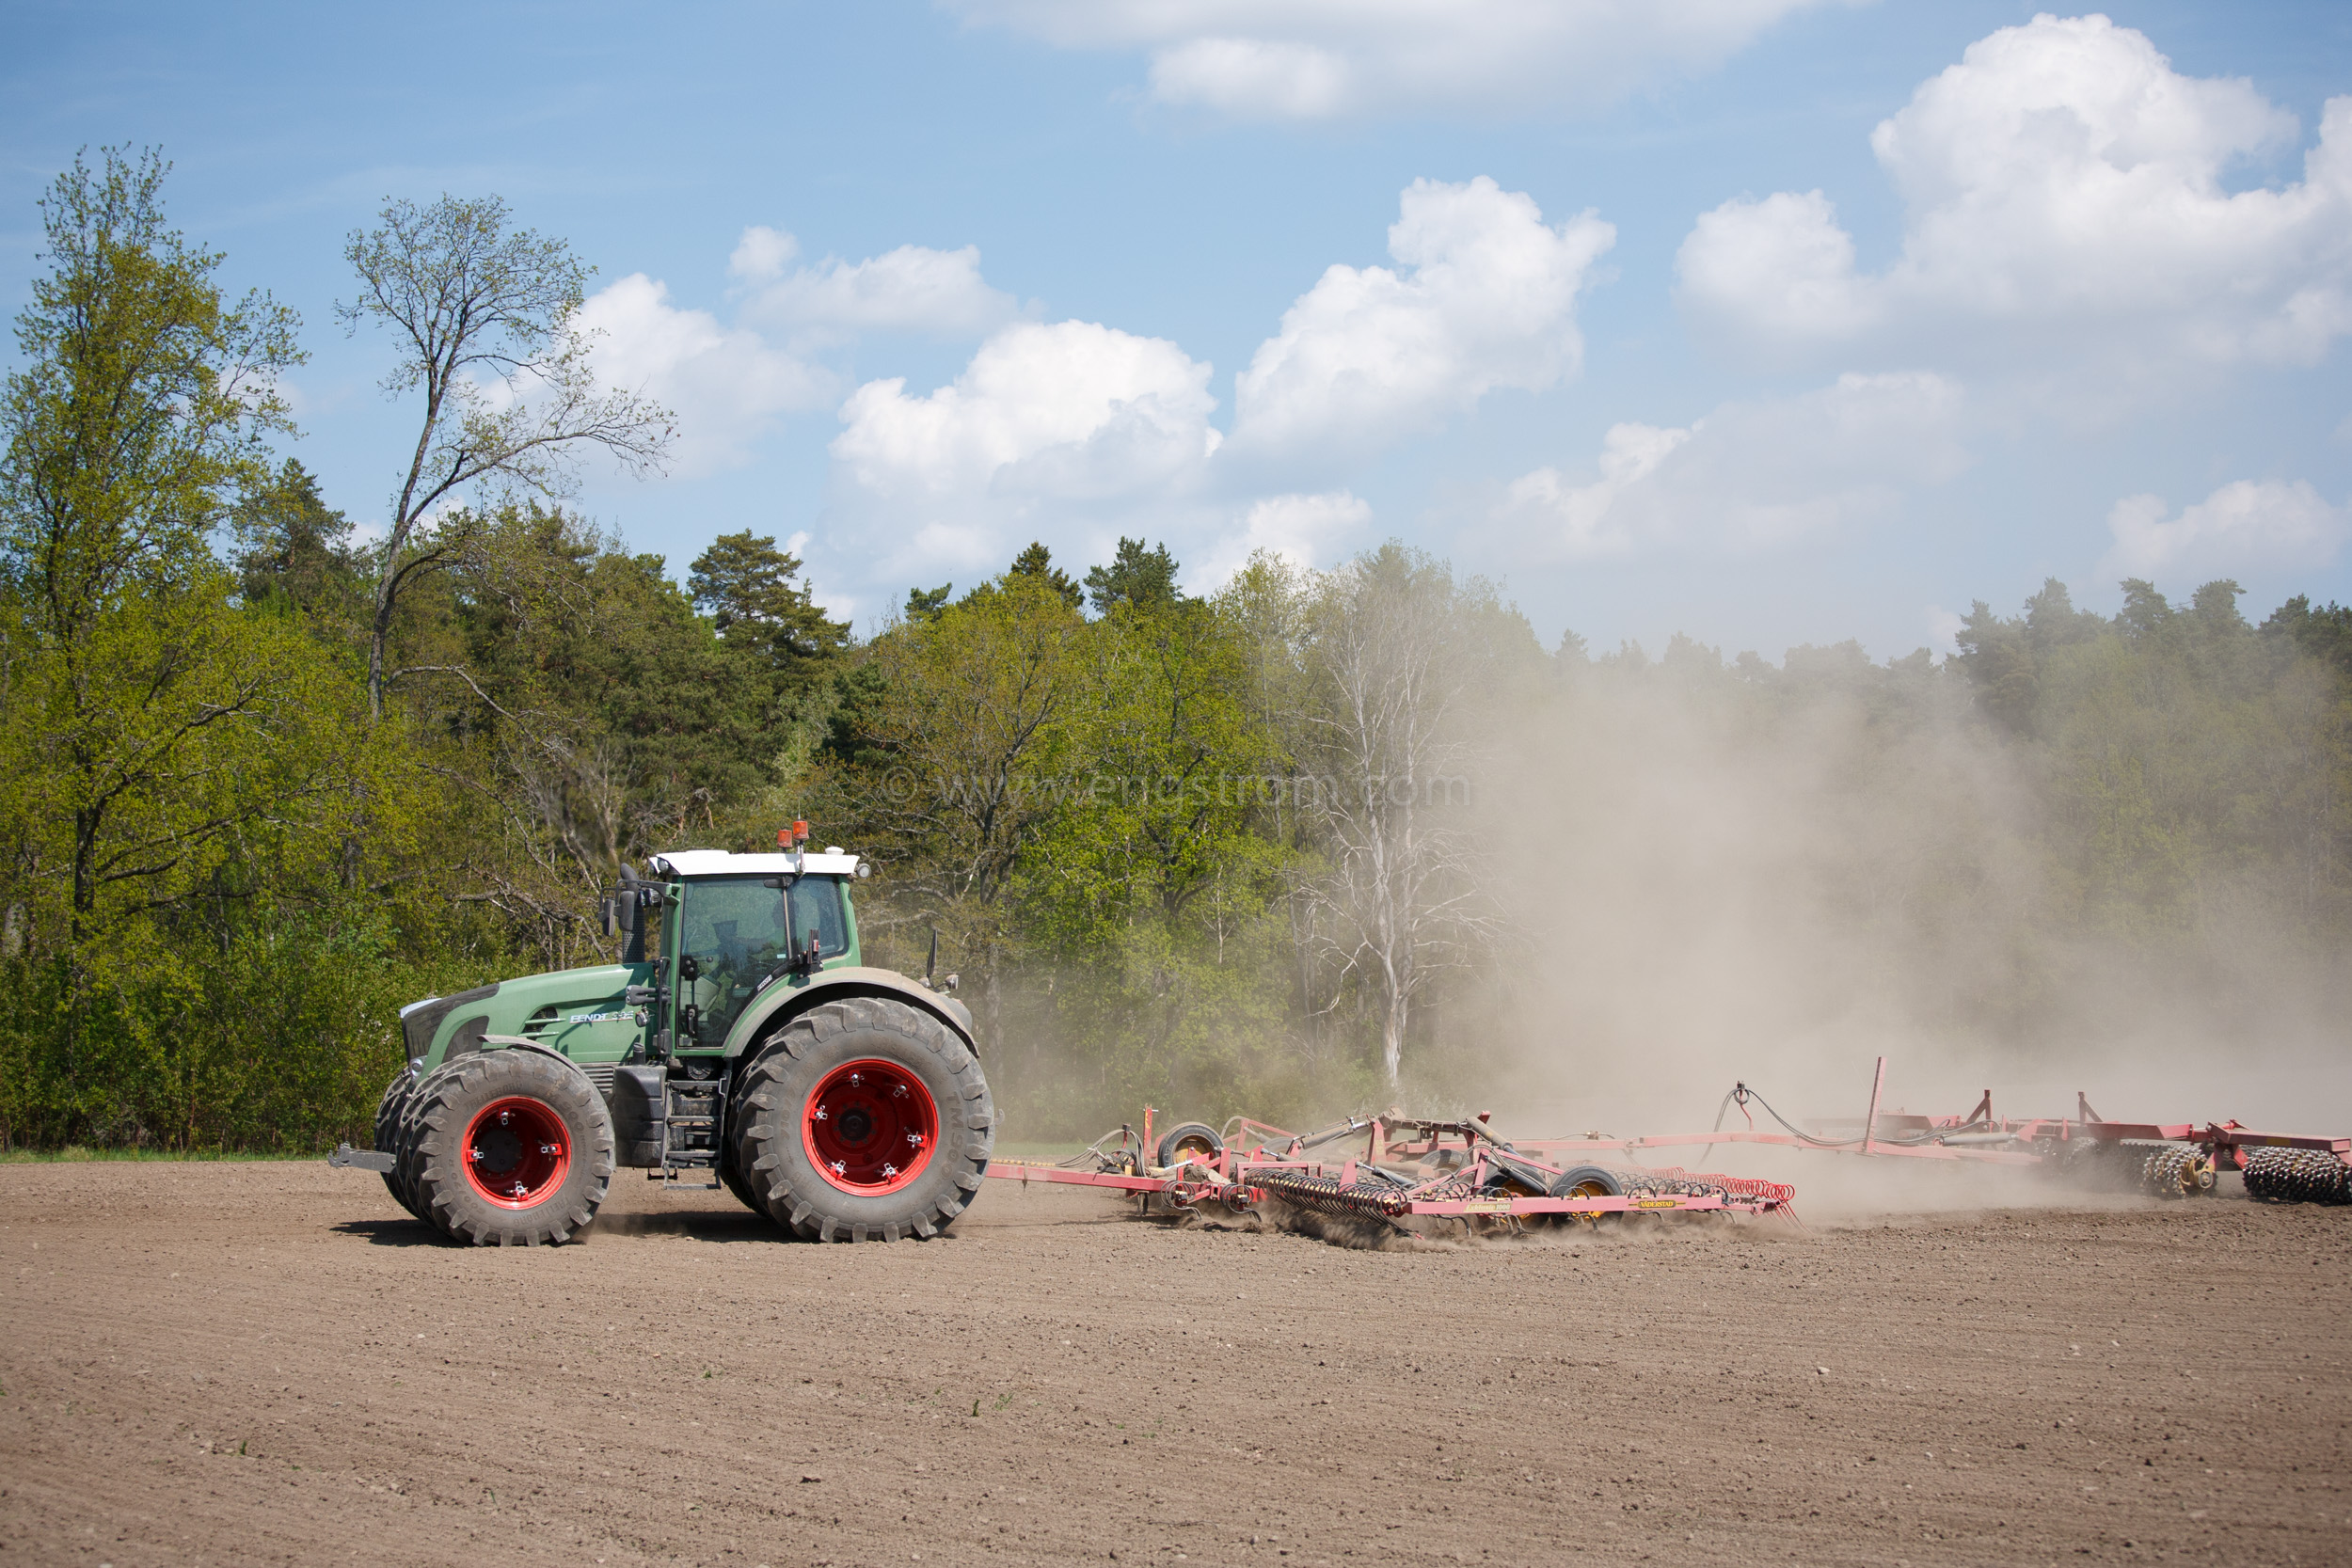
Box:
[657, 1073, 729, 1189]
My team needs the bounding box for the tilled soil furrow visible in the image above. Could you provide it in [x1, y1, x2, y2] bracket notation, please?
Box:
[0, 1164, 2344, 1566]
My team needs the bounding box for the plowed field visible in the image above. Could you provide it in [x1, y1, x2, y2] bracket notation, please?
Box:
[1, 1161, 2344, 1567]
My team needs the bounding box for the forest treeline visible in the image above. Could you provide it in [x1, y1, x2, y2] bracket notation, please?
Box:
[4, 152, 2349, 1150]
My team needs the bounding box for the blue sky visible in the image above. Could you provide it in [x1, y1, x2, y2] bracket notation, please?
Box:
[8, 1, 2352, 658]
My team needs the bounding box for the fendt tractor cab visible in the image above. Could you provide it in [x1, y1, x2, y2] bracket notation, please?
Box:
[331, 825, 993, 1245]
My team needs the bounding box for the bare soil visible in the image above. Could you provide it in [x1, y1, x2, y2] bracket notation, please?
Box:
[0, 1160, 2345, 1568]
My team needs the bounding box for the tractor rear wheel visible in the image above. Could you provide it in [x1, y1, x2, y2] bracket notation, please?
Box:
[718, 1153, 764, 1218]
[406, 1050, 615, 1245]
[727, 997, 993, 1242]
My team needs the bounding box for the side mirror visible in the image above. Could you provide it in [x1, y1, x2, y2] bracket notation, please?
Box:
[599, 896, 615, 940]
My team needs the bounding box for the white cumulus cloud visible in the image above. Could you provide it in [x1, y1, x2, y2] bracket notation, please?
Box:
[829, 319, 1220, 576]
[1677, 14, 2352, 372]
[1233, 176, 1614, 460]
[1194, 489, 1373, 589]
[2101, 480, 2350, 580]
[949, 0, 1851, 120]
[574, 274, 834, 477]
[727, 225, 802, 282]
[1496, 372, 1969, 559]
[731, 226, 1016, 339]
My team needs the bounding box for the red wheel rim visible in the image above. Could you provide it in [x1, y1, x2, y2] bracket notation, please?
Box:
[463, 1096, 572, 1209]
[803, 1058, 938, 1196]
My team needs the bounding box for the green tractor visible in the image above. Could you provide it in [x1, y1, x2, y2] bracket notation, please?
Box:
[332, 832, 993, 1245]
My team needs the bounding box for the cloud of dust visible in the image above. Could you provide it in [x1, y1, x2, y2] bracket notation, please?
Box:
[1454, 656, 2352, 1212]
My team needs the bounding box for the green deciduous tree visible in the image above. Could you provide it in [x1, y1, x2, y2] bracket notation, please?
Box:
[0, 149, 423, 1147]
[1, 147, 309, 945]
[1022, 589, 1291, 1105]
[827, 569, 1089, 1056]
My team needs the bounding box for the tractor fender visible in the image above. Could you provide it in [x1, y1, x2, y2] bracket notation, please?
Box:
[721, 967, 976, 1059]
[480, 1035, 600, 1087]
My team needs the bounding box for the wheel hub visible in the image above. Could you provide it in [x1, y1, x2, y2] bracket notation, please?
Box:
[803, 1059, 938, 1196]
[463, 1096, 571, 1209]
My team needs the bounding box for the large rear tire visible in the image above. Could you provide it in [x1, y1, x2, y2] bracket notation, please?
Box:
[407, 1050, 615, 1245]
[728, 997, 993, 1243]
[719, 1153, 765, 1217]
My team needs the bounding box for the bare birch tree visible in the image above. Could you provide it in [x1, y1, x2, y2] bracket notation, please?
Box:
[340, 195, 674, 718]
[1299, 545, 1517, 1087]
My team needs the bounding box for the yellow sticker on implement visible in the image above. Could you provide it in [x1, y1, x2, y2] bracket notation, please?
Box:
[1634, 1198, 1679, 1210]
[1459, 1198, 1514, 1213]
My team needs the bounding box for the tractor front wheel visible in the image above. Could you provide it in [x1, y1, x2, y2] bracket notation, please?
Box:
[407, 1051, 615, 1245]
[728, 998, 993, 1242]
[373, 1069, 423, 1219]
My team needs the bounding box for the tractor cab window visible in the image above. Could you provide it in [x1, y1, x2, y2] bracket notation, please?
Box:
[787, 877, 849, 960]
[676, 877, 790, 1048]
[675, 875, 850, 1048]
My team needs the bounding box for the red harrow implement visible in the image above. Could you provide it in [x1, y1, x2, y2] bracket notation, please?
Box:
[985, 1106, 1798, 1235]
[983, 1056, 2352, 1232]
[1481, 1056, 2352, 1206]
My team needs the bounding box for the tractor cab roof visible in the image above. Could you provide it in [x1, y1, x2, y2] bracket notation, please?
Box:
[651, 848, 864, 879]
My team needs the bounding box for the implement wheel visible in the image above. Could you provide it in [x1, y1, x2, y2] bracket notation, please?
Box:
[407, 1051, 615, 1246]
[728, 997, 993, 1243]
[1153, 1121, 1223, 1172]
[1552, 1164, 1626, 1227]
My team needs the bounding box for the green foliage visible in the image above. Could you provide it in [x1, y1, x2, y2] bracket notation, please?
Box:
[3, 147, 301, 640]
[1016, 593, 1294, 1112]
[903, 582, 953, 623]
[2263, 594, 2352, 677]
[231, 458, 370, 633]
[1084, 536, 1183, 616]
[0, 150, 434, 1148]
[382, 502, 794, 968]
[1009, 541, 1084, 610]
[687, 529, 850, 694]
